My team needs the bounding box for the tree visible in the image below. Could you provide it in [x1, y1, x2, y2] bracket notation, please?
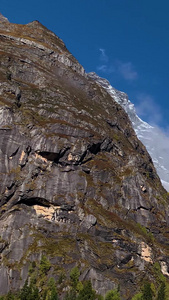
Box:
[19, 279, 31, 300]
[39, 255, 51, 275]
[131, 293, 142, 300]
[63, 290, 77, 300]
[141, 282, 153, 300]
[97, 296, 104, 300]
[77, 280, 96, 300]
[30, 285, 40, 300]
[19, 279, 40, 300]
[46, 278, 58, 300]
[70, 267, 80, 290]
[105, 289, 121, 300]
[165, 282, 169, 299]
[5, 291, 16, 300]
[156, 282, 166, 300]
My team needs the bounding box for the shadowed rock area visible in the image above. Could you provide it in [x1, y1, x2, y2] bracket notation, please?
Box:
[0, 15, 169, 299]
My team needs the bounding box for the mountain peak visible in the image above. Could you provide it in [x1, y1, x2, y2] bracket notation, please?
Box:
[0, 13, 9, 23]
[0, 17, 169, 299]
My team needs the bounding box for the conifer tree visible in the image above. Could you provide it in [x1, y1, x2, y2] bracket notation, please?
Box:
[156, 282, 166, 300]
[141, 282, 153, 300]
[47, 278, 58, 300]
[39, 255, 51, 275]
[70, 266, 80, 291]
[77, 280, 96, 300]
[105, 288, 121, 300]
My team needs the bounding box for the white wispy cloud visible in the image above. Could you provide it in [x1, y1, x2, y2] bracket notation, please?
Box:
[97, 65, 108, 72]
[97, 64, 115, 74]
[117, 61, 138, 81]
[135, 93, 162, 125]
[97, 48, 138, 82]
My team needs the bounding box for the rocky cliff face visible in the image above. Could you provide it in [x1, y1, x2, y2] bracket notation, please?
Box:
[0, 16, 169, 299]
[88, 72, 169, 192]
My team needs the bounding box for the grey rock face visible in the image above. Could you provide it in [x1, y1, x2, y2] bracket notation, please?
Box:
[88, 72, 169, 191]
[0, 18, 169, 299]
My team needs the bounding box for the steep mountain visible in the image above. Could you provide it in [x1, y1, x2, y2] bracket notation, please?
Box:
[88, 72, 169, 192]
[0, 15, 169, 299]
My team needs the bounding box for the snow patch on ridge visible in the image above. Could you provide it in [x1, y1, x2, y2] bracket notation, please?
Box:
[88, 72, 169, 191]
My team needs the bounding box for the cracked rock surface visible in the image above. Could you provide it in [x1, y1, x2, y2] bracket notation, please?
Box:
[0, 16, 169, 299]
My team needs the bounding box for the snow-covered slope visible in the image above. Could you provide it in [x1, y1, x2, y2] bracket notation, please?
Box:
[88, 72, 169, 191]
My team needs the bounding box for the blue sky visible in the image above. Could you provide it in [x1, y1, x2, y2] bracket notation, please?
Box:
[1, 0, 169, 131]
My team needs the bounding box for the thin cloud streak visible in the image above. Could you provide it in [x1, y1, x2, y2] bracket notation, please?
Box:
[97, 64, 115, 74]
[99, 48, 108, 62]
[97, 65, 107, 72]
